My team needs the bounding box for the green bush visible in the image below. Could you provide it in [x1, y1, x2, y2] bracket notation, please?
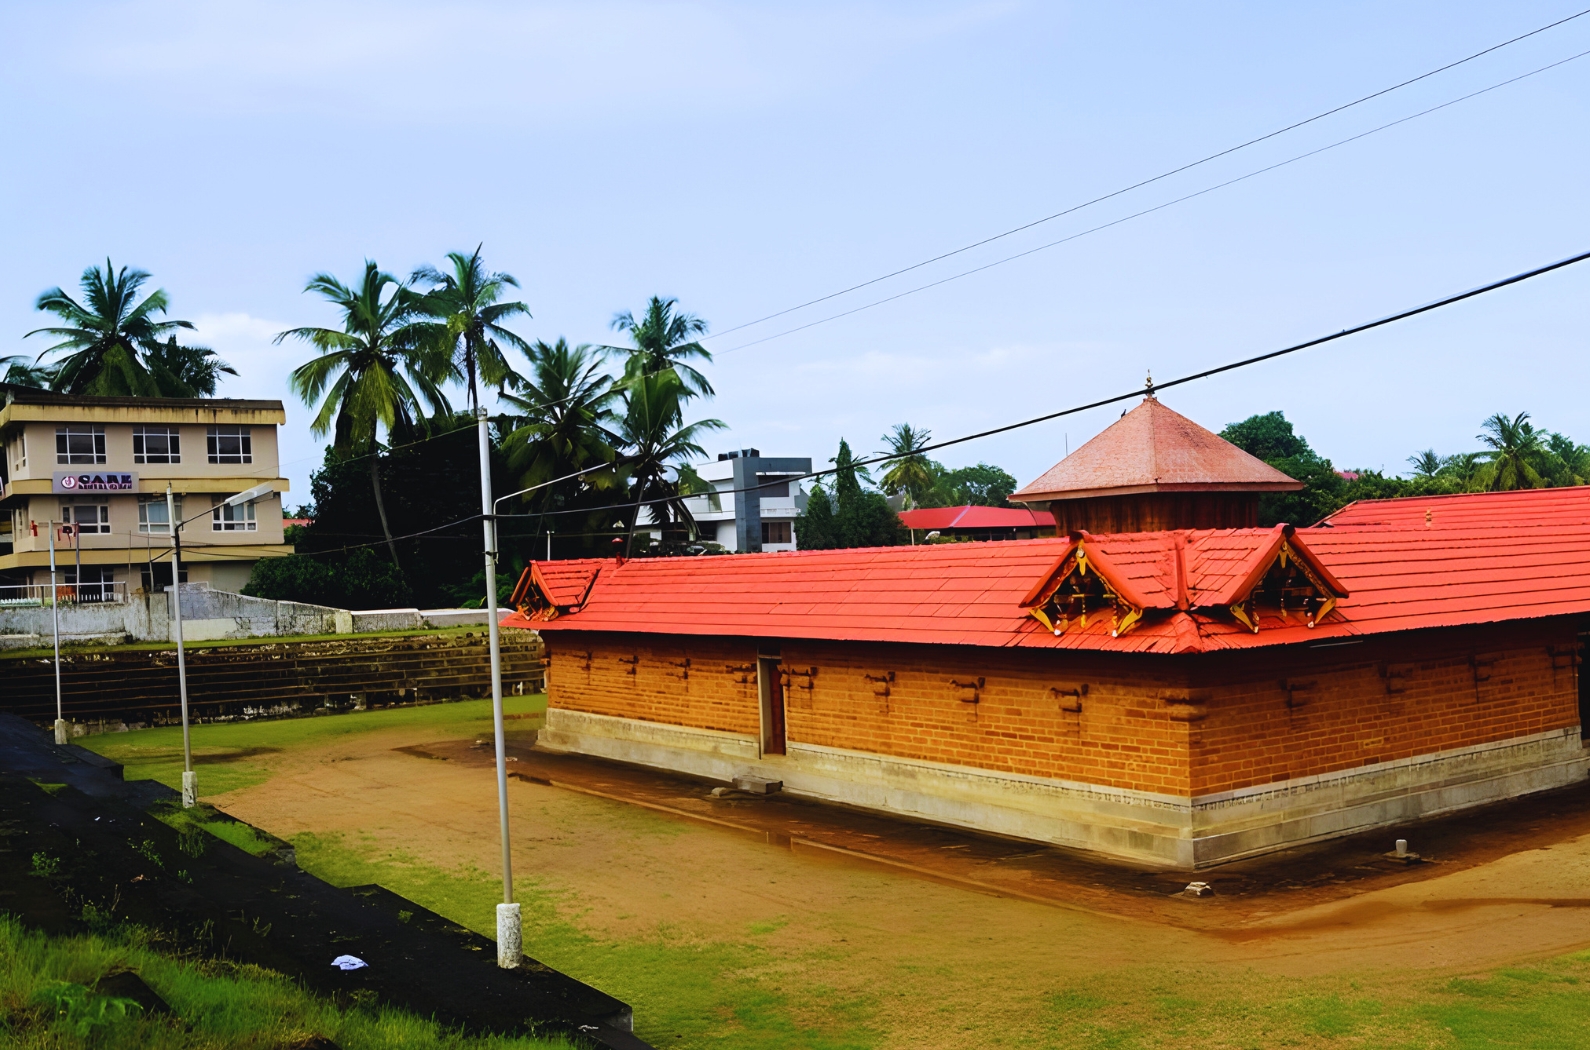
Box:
[242, 549, 411, 610]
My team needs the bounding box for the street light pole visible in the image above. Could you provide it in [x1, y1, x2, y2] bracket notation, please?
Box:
[48, 520, 65, 745]
[477, 406, 519, 969]
[165, 481, 274, 810]
[166, 485, 195, 808]
[477, 456, 609, 969]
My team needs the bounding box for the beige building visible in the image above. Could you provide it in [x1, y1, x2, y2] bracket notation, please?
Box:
[0, 387, 292, 597]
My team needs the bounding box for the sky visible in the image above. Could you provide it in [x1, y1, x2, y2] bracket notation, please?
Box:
[3, 1, 1588, 506]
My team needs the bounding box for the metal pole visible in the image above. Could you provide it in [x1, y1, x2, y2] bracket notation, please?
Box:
[167, 485, 195, 808]
[478, 406, 519, 968]
[48, 521, 65, 745]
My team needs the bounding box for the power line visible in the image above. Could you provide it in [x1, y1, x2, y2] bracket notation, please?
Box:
[702, 7, 1590, 344]
[492, 246, 1590, 522]
[717, 45, 1590, 355]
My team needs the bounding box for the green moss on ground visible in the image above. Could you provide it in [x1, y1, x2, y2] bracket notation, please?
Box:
[77, 696, 546, 797]
[0, 914, 568, 1050]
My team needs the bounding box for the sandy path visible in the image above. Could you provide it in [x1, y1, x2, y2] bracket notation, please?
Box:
[215, 719, 1590, 985]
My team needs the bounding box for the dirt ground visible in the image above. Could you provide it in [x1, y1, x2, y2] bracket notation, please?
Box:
[212, 719, 1590, 1044]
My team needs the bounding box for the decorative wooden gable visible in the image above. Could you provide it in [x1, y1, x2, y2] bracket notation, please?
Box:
[509, 562, 602, 621]
[1228, 539, 1339, 631]
[1194, 526, 1349, 634]
[1019, 540, 1150, 639]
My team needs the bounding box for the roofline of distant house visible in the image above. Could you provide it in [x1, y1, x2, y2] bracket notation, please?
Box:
[1011, 480, 1305, 502]
[0, 384, 286, 428]
[1, 384, 284, 412]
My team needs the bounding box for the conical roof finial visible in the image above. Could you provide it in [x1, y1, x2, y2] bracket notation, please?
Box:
[1145, 370, 1156, 400]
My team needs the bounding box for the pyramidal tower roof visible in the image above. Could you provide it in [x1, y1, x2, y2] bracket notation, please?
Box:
[1011, 397, 1303, 503]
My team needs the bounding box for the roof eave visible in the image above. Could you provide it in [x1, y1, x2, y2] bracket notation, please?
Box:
[1011, 481, 1306, 503]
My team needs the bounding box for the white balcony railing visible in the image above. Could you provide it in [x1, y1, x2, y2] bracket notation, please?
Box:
[0, 582, 128, 606]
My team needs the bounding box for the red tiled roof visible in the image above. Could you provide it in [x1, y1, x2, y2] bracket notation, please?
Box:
[502, 491, 1590, 654]
[898, 505, 1050, 530]
[1011, 397, 1302, 503]
[508, 559, 603, 612]
[1325, 485, 1590, 529]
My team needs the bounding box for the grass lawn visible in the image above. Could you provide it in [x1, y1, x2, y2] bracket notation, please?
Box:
[0, 914, 568, 1049]
[77, 701, 1590, 1049]
[78, 695, 546, 796]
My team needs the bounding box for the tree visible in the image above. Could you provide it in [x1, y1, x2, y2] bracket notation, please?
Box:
[604, 296, 714, 398]
[933, 462, 1019, 507]
[500, 339, 619, 510]
[0, 354, 54, 389]
[612, 369, 725, 555]
[26, 259, 195, 396]
[797, 439, 906, 549]
[276, 261, 447, 567]
[1475, 411, 1546, 491]
[1221, 411, 1345, 526]
[145, 336, 238, 397]
[877, 424, 936, 508]
[1406, 450, 1443, 479]
[411, 246, 531, 413]
[1543, 432, 1590, 487]
[1219, 411, 1312, 461]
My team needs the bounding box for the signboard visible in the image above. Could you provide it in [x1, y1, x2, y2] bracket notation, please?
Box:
[52, 471, 137, 494]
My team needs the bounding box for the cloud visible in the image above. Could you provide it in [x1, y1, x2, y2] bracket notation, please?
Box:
[5, 1, 1018, 122]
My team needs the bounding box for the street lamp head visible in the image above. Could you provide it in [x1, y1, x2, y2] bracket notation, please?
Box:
[224, 483, 276, 508]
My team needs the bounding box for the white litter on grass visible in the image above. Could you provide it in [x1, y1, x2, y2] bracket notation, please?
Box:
[331, 955, 367, 971]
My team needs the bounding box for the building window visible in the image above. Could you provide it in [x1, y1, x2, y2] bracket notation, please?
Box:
[134, 426, 181, 464]
[11, 432, 25, 470]
[140, 562, 188, 592]
[207, 426, 252, 464]
[212, 496, 256, 531]
[56, 425, 106, 465]
[64, 501, 110, 535]
[138, 495, 182, 534]
[761, 521, 792, 545]
[64, 566, 115, 601]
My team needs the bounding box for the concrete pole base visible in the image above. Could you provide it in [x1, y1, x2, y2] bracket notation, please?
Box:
[53, 719, 69, 746]
[181, 771, 198, 809]
[496, 902, 522, 969]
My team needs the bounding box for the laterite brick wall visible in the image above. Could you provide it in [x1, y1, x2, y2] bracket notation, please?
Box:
[546, 634, 761, 737]
[546, 618, 1581, 801]
[1187, 620, 1580, 796]
[778, 641, 1193, 796]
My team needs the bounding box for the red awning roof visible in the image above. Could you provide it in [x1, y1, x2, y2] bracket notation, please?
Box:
[502, 489, 1590, 654]
[1011, 397, 1302, 503]
[898, 505, 1050, 530]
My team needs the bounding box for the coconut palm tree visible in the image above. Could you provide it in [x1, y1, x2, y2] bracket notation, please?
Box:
[500, 339, 619, 501]
[26, 260, 195, 396]
[411, 246, 531, 413]
[145, 336, 238, 397]
[276, 262, 446, 567]
[1406, 449, 1443, 479]
[0, 354, 54, 389]
[1476, 411, 1546, 491]
[877, 423, 937, 508]
[613, 369, 725, 554]
[604, 296, 714, 398]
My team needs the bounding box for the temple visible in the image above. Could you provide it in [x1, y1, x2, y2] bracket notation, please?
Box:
[502, 400, 1590, 868]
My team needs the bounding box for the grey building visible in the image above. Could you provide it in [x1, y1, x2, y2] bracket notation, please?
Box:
[682, 449, 811, 552]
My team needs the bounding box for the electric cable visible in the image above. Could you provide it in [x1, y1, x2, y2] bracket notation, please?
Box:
[717, 46, 1590, 354]
[140, 244, 1590, 560]
[497, 244, 1590, 520]
[704, 6, 1590, 343]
